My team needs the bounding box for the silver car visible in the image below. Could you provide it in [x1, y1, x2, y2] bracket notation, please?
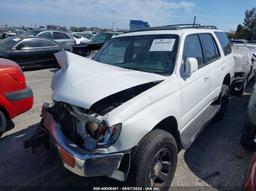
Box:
[36, 31, 75, 51]
[241, 83, 256, 149]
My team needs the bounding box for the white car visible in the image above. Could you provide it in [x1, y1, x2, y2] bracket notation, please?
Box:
[71, 33, 91, 44]
[231, 44, 256, 95]
[29, 25, 235, 190]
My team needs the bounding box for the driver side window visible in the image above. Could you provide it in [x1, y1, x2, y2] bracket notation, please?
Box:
[183, 34, 204, 68]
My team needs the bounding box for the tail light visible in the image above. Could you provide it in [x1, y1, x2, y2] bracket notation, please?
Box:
[9, 70, 25, 83]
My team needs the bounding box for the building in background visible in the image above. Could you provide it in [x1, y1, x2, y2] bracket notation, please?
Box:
[130, 20, 150, 30]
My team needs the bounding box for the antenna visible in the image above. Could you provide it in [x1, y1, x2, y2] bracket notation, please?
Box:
[193, 16, 197, 26]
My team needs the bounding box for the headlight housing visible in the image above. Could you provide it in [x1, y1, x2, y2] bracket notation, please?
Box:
[84, 120, 122, 150]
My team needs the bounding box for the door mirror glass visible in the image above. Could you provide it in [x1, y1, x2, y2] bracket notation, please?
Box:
[185, 57, 198, 76]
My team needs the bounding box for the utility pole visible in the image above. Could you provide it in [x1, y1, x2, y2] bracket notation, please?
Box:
[112, 10, 115, 31]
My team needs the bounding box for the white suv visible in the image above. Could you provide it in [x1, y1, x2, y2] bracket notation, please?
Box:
[35, 25, 235, 190]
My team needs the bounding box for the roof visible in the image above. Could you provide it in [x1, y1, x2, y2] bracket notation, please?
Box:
[126, 24, 217, 32]
[116, 27, 221, 38]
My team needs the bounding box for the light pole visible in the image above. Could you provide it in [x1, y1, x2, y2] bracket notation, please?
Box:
[112, 10, 115, 31]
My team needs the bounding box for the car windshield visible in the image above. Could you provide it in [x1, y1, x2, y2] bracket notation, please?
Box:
[91, 33, 113, 44]
[94, 35, 179, 75]
[0, 36, 22, 50]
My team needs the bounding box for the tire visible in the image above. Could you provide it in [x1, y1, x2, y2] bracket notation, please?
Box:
[215, 84, 230, 121]
[0, 110, 7, 138]
[240, 122, 256, 150]
[233, 79, 246, 96]
[130, 129, 178, 190]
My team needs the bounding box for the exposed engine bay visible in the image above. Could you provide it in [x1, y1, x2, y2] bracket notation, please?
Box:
[47, 102, 120, 151]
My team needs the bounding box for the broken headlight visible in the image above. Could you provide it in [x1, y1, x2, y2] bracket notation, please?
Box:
[84, 120, 122, 150]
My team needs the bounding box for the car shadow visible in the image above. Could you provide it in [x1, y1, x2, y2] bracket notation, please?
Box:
[184, 82, 255, 190]
[0, 123, 122, 190]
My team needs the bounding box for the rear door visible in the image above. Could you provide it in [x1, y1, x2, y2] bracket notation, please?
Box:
[198, 33, 222, 102]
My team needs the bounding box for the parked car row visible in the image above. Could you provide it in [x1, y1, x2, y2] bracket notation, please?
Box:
[0, 30, 121, 69]
[72, 32, 121, 57]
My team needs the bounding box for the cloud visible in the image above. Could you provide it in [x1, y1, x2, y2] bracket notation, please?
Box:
[0, 0, 195, 28]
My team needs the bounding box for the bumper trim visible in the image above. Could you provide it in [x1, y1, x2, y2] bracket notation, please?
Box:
[5, 87, 33, 101]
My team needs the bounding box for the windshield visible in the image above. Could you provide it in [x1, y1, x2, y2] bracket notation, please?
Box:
[91, 33, 113, 44]
[0, 36, 22, 50]
[94, 35, 179, 75]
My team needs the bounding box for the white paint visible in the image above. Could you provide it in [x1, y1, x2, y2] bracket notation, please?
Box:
[51, 29, 235, 153]
[52, 51, 166, 110]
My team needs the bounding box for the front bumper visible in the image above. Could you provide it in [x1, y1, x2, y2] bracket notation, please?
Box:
[41, 104, 124, 177]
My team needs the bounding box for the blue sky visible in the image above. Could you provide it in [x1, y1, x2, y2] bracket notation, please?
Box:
[0, 0, 255, 31]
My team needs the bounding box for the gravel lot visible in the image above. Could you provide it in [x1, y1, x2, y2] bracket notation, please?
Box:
[0, 68, 255, 190]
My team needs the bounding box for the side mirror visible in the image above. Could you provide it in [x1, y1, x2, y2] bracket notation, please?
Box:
[185, 57, 199, 76]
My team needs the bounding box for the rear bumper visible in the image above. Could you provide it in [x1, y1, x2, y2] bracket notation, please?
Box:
[41, 104, 124, 177]
[5, 87, 33, 101]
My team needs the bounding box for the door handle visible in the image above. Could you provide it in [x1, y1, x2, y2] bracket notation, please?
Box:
[204, 76, 210, 81]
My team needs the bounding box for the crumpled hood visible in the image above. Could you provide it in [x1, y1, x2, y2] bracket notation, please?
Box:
[52, 51, 166, 109]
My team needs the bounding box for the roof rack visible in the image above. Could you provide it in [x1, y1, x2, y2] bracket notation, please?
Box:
[127, 24, 218, 33]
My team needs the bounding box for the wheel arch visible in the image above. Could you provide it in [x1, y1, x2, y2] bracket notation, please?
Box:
[153, 116, 182, 150]
[0, 105, 10, 119]
[223, 73, 231, 87]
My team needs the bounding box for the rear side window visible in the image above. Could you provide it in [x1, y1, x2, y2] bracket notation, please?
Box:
[16, 39, 58, 50]
[38, 32, 52, 39]
[62, 33, 71, 39]
[214, 32, 232, 56]
[199, 34, 220, 64]
[53, 32, 65, 39]
[37, 39, 58, 47]
[183, 34, 204, 67]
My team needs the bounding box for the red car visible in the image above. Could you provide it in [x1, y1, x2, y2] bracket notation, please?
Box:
[0, 58, 33, 137]
[244, 153, 256, 191]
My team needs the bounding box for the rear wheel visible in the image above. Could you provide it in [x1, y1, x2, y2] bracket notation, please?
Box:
[215, 84, 230, 121]
[233, 80, 246, 96]
[130, 129, 177, 190]
[0, 111, 7, 138]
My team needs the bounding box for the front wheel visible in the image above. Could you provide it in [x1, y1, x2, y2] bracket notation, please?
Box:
[130, 129, 178, 190]
[0, 111, 7, 138]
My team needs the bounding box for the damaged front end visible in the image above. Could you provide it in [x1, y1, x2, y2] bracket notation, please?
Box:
[46, 101, 122, 151]
[25, 102, 131, 181]
[24, 51, 166, 181]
